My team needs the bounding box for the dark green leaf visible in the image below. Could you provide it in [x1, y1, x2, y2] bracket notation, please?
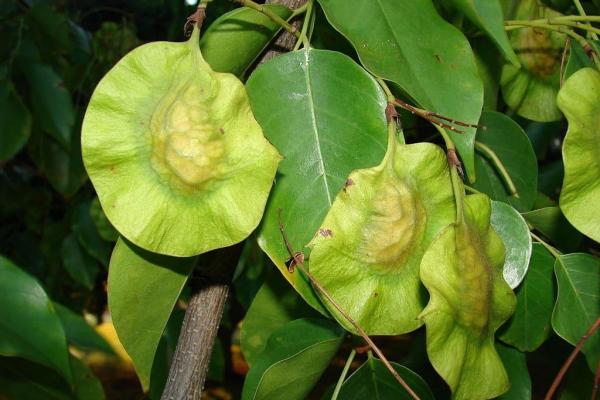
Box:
[89, 197, 118, 242]
[0, 256, 72, 384]
[500, 244, 556, 351]
[552, 253, 600, 370]
[247, 48, 387, 312]
[61, 233, 99, 289]
[22, 63, 74, 149]
[564, 40, 596, 81]
[471, 37, 502, 111]
[108, 238, 195, 391]
[522, 207, 582, 252]
[491, 201, 532, 288]
[496, 343, 532, 400]
[53, 302, 114, 355]
[473, 111, 538, 211]
[72, 201, 111, 267]
[200, 5, 292, 77]
[241, 271, 320, 366]
[241, 318, 344, 400]
[337, 357, 435, 400]
[444, 0, 519, 65]
[70, 356, 105, 400]
[318, 0, 483, 180]
[0, 82, 31, 161]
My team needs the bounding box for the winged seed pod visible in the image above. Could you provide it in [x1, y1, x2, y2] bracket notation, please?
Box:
[420, 194, 516, 400]
[82, 28, 281, 257]
[308, 132, 455, 335]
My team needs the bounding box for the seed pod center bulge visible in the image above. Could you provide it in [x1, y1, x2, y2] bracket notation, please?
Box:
[82, 28, 280, 256]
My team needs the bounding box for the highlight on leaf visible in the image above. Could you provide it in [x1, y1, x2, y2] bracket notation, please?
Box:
[419, 194, 516, 400]
[82, 27, 281, 257]
[308, 131, 455, 335]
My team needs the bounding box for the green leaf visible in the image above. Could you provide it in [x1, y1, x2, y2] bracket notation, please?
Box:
[564, 40, 597, 81]
[500, 244, 556, 351]
[61, 233, 99, 289]
[337, 357, 435, 400]
[557, 68, 600, 243]
[82, 29, 280, 257]
[552, 253, 600, 370]
[318, 0, 484, 180]
[200, 5, 292, 77]
[496, 343, 532, 400]
[89, 197, 119, 242]
[53, 302, 114, 355]
[471, 37, 502, 111]
[241, 271, 320, 366]
[473, 111, 538, 211]
[241, 318, 344, 400]
[108, 238, 196, 390]
[0, 256, 72, 384]
[23, 63, 75, 149]
[70, 356, 105, 400]
[490, 201, 532, 288]
[308, 137, 455, 335]
[521, 206, 582, 252]
[0, 82, 31, 161]
[444, 0, 519, 66]
[501, 0, 566, 122]
[72, 201, 111, 267]
[246, 48, 387, 313]
[420, 194, 516, 399]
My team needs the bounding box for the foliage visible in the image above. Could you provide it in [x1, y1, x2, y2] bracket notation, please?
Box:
[1, 0, 600, 399]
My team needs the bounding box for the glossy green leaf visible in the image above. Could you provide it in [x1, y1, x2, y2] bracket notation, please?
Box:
[23, 63, 75, 149]
[241, 318, 344, 400]
[473, 111, 538, 211]
[490, 201, 532, 288]
[444, 0, 519, 65]
[89, 197, 118, 242]
[337, 357, 435, 400]
[496, 343, 532, 400]
[500, 244, 556, 351]
[552, 253, 600, 370]
[318, 0, 483, 180]
[247, 48, 387, 313]
[82, 29, 280, 256]
[61, 233, 99, 289]
[557, 68, 600, 243]
[522, 206, 582, 252]
[308, 136, 455, 335]
[53, 302, 114, 355]
[501, 0, 566, 122]
[200, 5, 292, 77]
[472, 37, 502, 111]
[0, 82, 31, 161]
[0, 256, 72, 384]
[241, 271, 320, 366]
[108, 238, 196, 390]
[420, 194, 516, 399]
[72, 201, 111, 267]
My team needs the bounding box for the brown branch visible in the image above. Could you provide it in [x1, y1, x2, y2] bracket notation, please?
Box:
[394, 98, 483, 134]
[544, 317, 600, 400]
[259, 0, 308, 63]
[277, 212, 421, 400]
[592, 359, 600, 400]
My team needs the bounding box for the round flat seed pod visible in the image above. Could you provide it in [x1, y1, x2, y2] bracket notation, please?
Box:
[82, 29, 281, 256]
[308, 134, 455, 335]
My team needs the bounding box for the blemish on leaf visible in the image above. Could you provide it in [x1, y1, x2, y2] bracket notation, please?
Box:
[319, 228, 333, 237]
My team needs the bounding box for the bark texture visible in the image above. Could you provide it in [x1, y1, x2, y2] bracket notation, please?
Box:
[260, 0, 309, 63]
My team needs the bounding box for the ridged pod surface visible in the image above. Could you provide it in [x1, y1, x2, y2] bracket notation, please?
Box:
[82, 29, 280, 256]
[420, 194, 516, 400]
[308, 133, 455, 334]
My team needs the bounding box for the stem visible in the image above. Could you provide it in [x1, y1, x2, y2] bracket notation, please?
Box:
[592, 359, 600, 400]
[235, 0, 301, 39]
[530, 231, 562, 258]
[331, 349, 357, 400]
[572, 0, 599, 40]
[464, 185, 482, 194]
[437, 126, 464, 223]
[474, 141, 520, 198]
[376, 77, 396, 103]
[544, 317, 600, 400]
[292, 0, 313, 51]
[506, 18, 600, 35]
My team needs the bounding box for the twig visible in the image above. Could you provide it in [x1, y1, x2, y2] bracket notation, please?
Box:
[530, 231, 562, 259]
[474, 141, 520, 198]
[572, 0, 599, 40]
[276, 212, 421, 400]
[560, 38, 572, 87]
[394, 98, 482, 134]
[592, 359, 600, 400]
[234, 0, 301, 39]
[292, 0, 313, 51]
[544, 317, 600, 400]
[331, 349, 356, 400]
